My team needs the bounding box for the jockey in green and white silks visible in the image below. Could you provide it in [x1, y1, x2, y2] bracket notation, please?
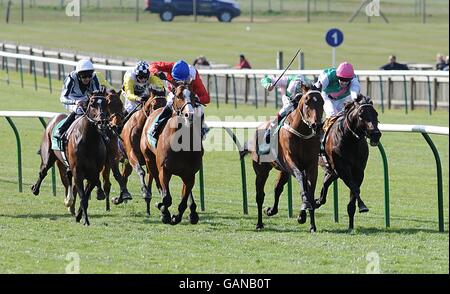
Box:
[261, 74, 312, 143]
[314, 62, 360, 119]
[55, 59, 101, 139]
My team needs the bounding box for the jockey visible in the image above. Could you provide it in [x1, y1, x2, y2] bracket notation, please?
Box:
[55, 59, 100, 139]
[314, 62, 360, 132]
[121, 60, 165, 118]
[149, 59, 211, 139]
[261, 74, 312, 144]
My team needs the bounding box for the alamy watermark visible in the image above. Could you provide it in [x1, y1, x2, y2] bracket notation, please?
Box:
[65, 252, 80, 274]
[365, 0, 381, 17]
[365, 251, 381, 274]
[66, 0, 80, 17]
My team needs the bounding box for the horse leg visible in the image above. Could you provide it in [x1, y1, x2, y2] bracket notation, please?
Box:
[315, 171, 338, 209]
[157, 169, 172, 224]
[290, 168, 310, 225]
[306, 165, 319, 233]
[171, 175, 195, 225]
[144, 168, 153, 216]
[100, 166, 111, 211]
[347, 191, 357, 231]
[31, 149, 56, 196]
[253, 161, 271, 230]
[335, 164, 360, 231]
[55, 161, 72, 214]
[110, 160, 132, 202]
[265, 171, 290, 217]
[188, 192, 199, 224]
[144, 158, 163, 216]
[353, 168, 368, 213]
[74, 174, 86, 224]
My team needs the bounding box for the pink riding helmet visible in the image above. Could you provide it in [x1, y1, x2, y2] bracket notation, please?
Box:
[336, 62, 355, 79]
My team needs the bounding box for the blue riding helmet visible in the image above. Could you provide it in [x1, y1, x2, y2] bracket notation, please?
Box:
[172, 60, 190, 81]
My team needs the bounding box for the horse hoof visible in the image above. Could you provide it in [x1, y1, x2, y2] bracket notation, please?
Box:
[96, 190, 106, 201]
[111, 196, 123, 205]
[121, 191, 132, 201]
[189, 212, 199, 224]
[359, 207, 369, 213]
[256, 223, 264, 230]
[264, 207, 278, 217]
[31, 185, 39, 196]
[171, 215, 181, 225]
[310, 227, 317, 233]
[314, 198, 324, 209]
[297, 210, 307, 224]
[161, 214, 171, 224]
[155, 202, 164, 211]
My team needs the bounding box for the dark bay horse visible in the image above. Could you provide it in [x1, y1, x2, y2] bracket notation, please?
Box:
[242, 86, 324, 232]
[315, 95, 382, 231]
[111, 89, 167, 215]
[31, 93, 111, 225]
[140, 83, 202, 224]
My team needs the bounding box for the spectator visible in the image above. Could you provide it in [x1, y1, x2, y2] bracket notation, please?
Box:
[435, 54, 447, 71]
[379, 55, 409, 70]
[444, 56, 449, 71]
[235, 54, 252, 69]
[193, 55, 210, 68]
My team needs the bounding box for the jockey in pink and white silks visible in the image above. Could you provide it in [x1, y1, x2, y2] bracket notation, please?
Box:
[261, 74, 312, 143]
[314, 62, 360, 121]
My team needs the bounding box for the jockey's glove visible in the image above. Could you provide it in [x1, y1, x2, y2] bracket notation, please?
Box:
[155, 71, 167, 81]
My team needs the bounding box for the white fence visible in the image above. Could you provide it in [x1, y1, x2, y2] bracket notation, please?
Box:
[1, 47, 449, 110]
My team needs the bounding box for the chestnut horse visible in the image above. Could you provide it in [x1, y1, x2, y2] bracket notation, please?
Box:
[31, 93, 111, 225]
[111, 89, 167, 215]
[242, 85, 324, 232]
[315, 95, 381, 231]
[140, 83, 202, 224]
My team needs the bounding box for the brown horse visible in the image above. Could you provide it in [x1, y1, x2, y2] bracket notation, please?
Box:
[31, 92, 111, 225]
[315, 95, 381, 231]
[111, 89, 167, 215]
[242, 85, 324, 232]
[140, 83, 202, 224]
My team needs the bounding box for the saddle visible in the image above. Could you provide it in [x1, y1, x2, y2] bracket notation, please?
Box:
[146, 111, 171, 149]
[257, 116, 288, 156]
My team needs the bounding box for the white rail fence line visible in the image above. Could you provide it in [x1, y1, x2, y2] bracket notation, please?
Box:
[0, 111, 448, 231]
[1, 49, 449, 111]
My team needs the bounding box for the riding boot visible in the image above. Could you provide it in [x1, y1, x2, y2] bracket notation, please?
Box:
[55, 112, 76, 140]
[150, 105, 172, 138]
[264, 114, 282, 144]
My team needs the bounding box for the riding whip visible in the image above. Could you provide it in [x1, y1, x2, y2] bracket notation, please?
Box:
[272, 49, 302, 87]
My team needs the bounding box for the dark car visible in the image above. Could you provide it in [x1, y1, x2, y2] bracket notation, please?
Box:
[145, 0, 241, 22]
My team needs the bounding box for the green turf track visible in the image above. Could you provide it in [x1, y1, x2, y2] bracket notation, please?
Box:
[0, 71, 448, 273]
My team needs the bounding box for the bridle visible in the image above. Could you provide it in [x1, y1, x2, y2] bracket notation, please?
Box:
[283, 90, 322, 140]
[344, 102, 375, 140]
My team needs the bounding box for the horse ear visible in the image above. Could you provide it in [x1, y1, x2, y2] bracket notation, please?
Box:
[301, 84, 309, 94]
[355, 94, 364, 103]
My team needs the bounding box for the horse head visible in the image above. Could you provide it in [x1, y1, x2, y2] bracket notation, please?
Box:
[296, 84, 324, 134]
[144, 88, 167, 114]
[347, 94, 382, 146]
[173, 82, 195, 127]
[104, 89, 124, 128]
[87, 91, 110, 133]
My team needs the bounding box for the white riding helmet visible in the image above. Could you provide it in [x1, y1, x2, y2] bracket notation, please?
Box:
[76, 59, 95, 74]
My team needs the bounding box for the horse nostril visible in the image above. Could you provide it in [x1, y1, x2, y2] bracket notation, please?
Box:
[184, 113, 190, 118]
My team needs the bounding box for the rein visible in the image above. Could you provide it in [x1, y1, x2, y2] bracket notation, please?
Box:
[344, 103, 373, 140]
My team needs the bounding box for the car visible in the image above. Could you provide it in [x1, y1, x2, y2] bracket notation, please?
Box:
[145, 0, 241, 22]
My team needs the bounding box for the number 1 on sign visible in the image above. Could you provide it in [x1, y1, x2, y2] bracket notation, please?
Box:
[332, 32, 338, 45]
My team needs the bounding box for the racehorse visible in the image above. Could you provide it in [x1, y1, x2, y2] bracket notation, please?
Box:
[315, 94, 381, 231]
[242, 85, 324, 232]
[140, 83, 202, 224]
[111, 88, 167, 215]
[31, 92, 111, 225]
